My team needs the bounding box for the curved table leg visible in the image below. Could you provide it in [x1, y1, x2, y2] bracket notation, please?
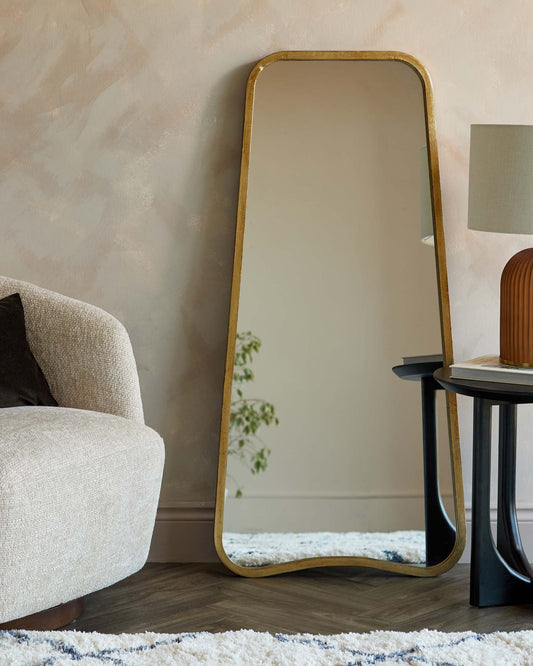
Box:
[421, 377, 456, 566]
[471, 397, 532, 607]
[497, 403, 533, 578]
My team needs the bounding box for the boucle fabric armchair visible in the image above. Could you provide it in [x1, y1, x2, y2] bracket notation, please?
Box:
[0, 276, 164, 628]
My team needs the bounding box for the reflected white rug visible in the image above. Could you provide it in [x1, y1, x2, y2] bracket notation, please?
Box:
[222, 530, 426, 566]
[1, 628, 533, 665]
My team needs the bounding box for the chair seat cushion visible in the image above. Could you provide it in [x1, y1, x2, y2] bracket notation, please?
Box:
[0, 406, 164, 624]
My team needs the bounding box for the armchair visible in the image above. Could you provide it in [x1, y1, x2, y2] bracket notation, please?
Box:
[0, 276, 164, 629]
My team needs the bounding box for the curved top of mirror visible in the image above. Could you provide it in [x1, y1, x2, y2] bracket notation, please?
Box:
[215, 51, 465, 578]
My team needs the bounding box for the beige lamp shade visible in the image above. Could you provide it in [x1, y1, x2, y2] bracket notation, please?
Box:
[468, 124, 533, 234]
[419, 146, 434, 245]
[468, 124, 533, 366]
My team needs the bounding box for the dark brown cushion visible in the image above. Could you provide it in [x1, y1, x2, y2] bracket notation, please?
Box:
[0, 293, 57, 407]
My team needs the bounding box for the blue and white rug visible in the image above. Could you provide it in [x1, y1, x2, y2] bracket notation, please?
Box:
[1, 628, 533, 665]
[222, 530, 426, 566]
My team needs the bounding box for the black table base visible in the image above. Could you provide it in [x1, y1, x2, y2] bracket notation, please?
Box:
[434, 367, 533, 607]
[471, 399, 533, 607]
[421, 376, 457, 566]
[393, 358, 456, 568]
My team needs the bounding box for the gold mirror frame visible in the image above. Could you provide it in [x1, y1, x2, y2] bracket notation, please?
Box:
[215, 50, 465, 578]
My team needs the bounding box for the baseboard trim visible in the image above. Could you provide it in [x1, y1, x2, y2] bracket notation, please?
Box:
[149, 502, 533, 565]
[148, 504, 218, 563]
[460, 507, 533, 563]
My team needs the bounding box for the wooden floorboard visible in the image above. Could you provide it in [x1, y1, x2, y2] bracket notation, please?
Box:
[71, 563, 533, 635]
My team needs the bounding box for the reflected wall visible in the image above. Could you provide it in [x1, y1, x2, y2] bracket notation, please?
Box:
[216, 53, 463, 574]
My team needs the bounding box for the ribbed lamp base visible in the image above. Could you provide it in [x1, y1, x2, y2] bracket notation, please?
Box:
[500, 248, 533, 367]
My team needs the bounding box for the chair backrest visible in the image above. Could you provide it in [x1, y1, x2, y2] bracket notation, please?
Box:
[0, 276, 144, 423]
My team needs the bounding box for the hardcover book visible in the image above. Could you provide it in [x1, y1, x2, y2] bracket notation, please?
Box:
[402, 353, 443, 365]
[450, 355, 533, 385]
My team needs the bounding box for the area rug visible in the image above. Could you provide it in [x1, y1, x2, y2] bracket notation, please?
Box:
[2, 628, 533, 665]
[222, 530, 426, 566]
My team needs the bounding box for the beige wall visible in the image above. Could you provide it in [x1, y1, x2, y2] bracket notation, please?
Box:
[2, 1, 533, 560]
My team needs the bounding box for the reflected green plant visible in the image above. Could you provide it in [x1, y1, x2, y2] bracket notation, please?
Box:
[229, 331, 279, 497]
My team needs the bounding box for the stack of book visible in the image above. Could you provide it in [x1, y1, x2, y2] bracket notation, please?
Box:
[450, 355, 533, 385]
[403, 354, 443, 365]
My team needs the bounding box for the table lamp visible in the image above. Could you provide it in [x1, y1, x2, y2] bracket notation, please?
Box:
[468, 124, 533, 367]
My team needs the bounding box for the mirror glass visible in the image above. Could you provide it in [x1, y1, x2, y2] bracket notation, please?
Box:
[218, 55, 458, 572]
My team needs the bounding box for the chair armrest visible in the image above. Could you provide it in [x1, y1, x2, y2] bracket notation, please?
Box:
[0, 277, 144, 423]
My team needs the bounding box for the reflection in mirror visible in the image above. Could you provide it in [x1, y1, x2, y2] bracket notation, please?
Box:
[216, 53, 464, 576]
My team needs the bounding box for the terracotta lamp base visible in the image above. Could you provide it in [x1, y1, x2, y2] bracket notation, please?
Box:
[500, 247, 533, 367]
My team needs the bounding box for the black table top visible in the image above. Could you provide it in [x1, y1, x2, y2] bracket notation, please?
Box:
[392, 356, 443, 382]
[434, 366, 533, 404]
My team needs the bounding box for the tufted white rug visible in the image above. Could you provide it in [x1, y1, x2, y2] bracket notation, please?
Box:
[222, 530, 426, 566]
[2, 628, 533, 665]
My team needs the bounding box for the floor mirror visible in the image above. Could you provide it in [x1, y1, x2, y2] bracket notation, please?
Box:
[215, 51, 466, 577]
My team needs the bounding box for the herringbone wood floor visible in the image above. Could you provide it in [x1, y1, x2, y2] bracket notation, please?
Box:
[71, 564, 533, 634]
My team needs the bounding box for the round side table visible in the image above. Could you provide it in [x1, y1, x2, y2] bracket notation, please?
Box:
[434, 366, 533, 607]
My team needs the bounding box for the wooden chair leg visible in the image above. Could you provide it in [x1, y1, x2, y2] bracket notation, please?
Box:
[0, 598, 83, 631]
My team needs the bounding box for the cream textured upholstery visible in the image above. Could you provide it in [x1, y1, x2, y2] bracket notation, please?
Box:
[0, 276, 144, 422]
[0, 277, 164, 624]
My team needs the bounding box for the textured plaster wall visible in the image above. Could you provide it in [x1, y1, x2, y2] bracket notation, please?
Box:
[2, 1, 533, 522]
